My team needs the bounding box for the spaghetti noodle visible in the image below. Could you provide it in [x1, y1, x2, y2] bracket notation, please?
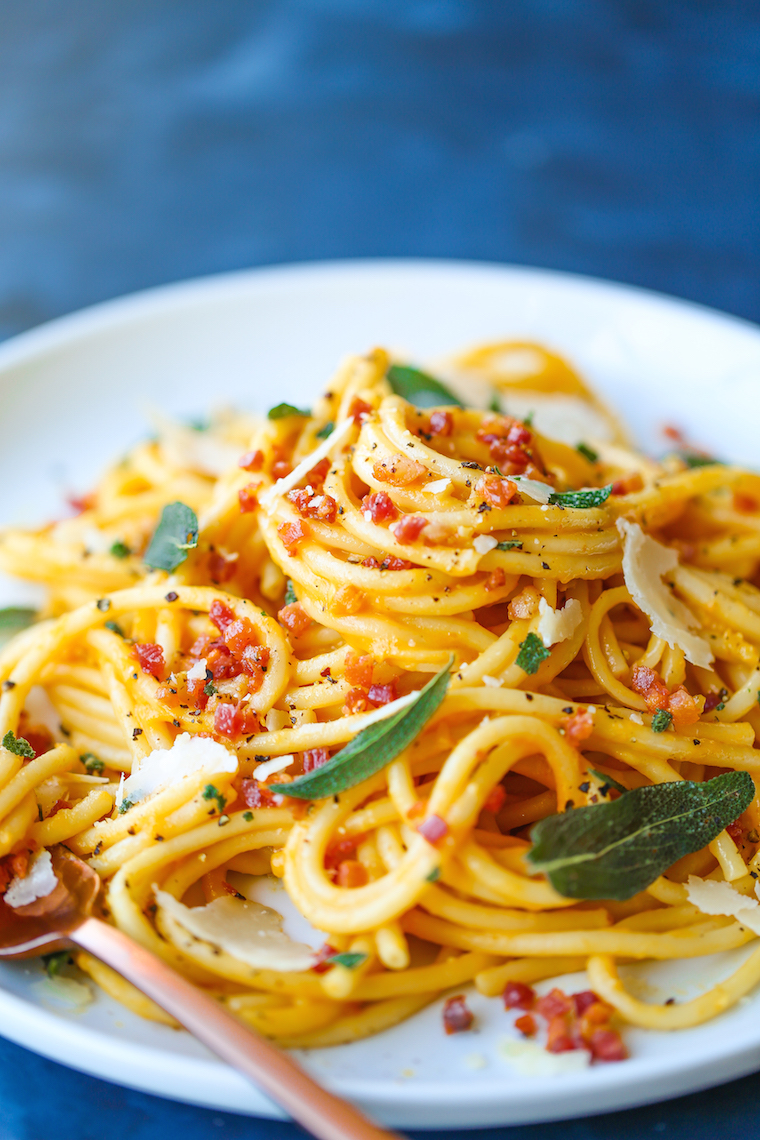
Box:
[1, 341, 760, 1058]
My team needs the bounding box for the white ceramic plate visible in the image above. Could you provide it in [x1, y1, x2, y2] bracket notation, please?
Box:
[1, 260, 760, 1129]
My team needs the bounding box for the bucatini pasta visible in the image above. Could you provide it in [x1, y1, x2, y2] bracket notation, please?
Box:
[1, 341, 760, 1060]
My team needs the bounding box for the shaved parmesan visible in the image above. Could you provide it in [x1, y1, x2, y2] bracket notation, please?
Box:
[473, 534, 499, 555]
[537, 597, 583, 648]
[617, 519, 713, 669]
[120, 732, 237, 806]
[511, 476, 554, 504]
[482, 674, 503, 688]
[260, 418, 354, 512]
[499, 1037, 590, 1077]
[5, 850, 57, 908]
[154, 888, 316, 972]
[186, 657, 208, 682]
[426, 478, 451, 495]
[254, 754, 295, 781]
[686, 875, 760, 935]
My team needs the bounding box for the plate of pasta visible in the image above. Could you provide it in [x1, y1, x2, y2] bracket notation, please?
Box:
[1, 260, 760, 1128]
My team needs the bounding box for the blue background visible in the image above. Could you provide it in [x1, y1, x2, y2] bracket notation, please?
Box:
[1, 1, 759, 1137]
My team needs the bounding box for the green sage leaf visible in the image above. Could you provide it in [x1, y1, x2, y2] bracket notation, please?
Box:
[576, 443, 599, 464]
[549, 485, 612, 509]
[2, 730, 35, 758]
[527, 770, 754, 901]
[316, 421, 334, 440]
[386, 364, 463, 409]
[268, 402, 310, 420]
[0, 607, 36, 648]
[587, 768, 627, 796]
[515, 632, 551, 675]
[271, 657, 453, 799]
[327, 952, 367, 970]
[109, 541, 131, 559]
[144, 502, 199, 572]
[679, 452, 722, 469]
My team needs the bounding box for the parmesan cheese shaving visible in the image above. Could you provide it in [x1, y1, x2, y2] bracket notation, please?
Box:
[511, 476, 554, 504]
[685, 875, 760, 935]
[186, 657, 208, 682]
[120, 732, 237, 806]
[254, 754, 295, 781]
[260, 418, 354, 512]
[473, 534, 499, 555]
[5, 850, 58, 908]
[617, 519, 713, 669]
[482, 674, 503, 688]
[154, 888, 316, 972]
[537, 597, 583, 648]
[425, 478, 451, 495]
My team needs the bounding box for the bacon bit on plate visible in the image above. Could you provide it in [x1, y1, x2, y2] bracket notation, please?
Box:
[442, 995, 474, 1034]
[503, 981, 536, 1010]
[475, 473, 518, 508]
[238, 483, 261, 513]
[343, 688, 371, 715]
[564, 708, 594, 748]
[428, 410, 454, 436]
[345, 652, 375, 688]
[485, 568, 506, 591]
[734, 491, 759, 514]
[361, 555, 415, 571]
[208, 549, 237, 583]
[631, 665, 701, 727]
[508, 586, 540, 620]
[350, 397, 373, 424]
[368, 681, 397, 706]
[324, 833, 366, 871]
[301, 748, 330, 773]
[239, 448, 264, 472]
[288, 488, 339, 523]
[361, 491, 398, 524]
[278, 602, 311, 637]
[336, 859, 368, 888]
[610, 471, 644, 496]
[209, 599, 236, 632]
[483, 784, 507, 814]
[373, 453, 427, 486]
[305, 457, 331, 487]
[476, 416, 534, 473]
[67, 493, 95, 515]
[271, 459, 292, 481]
[240, 778, 281, 809]
[332, 584, 365, 615]
[133, 642, 165, 681]
[417, 814, 449, 845]
[726, 820, 744, 845]
[214, 701, 258, 740]
[393, 515, 428, 543]
[589, 1029, 628, 1062]
[278, 520, 309, 554]
[515, 1013, 537, 1037]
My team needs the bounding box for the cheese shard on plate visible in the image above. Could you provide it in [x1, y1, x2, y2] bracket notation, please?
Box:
[154, 888, 316, 972]
[537, 597, 583, 648]
[617, 519, 713, 669]
[117, 732, 237, 808]
[685, 875, 760, 935]
[4, 850, 58, 908]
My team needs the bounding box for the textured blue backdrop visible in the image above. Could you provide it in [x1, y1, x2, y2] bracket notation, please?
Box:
[1, 1, 759, 1137]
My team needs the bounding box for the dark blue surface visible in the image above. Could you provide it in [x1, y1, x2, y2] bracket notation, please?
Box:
[1, 1, 760, 1136]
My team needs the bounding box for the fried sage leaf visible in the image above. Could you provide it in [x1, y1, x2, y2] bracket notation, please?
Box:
[548, 484, 612, 509]
[268, 402, 310, 420]
[270, 657, 453, 799]
[527, 770, 754, 901]
[386, 364, 463, 408]
[144, 502, 199, 572]
[0, 606, 36, 648]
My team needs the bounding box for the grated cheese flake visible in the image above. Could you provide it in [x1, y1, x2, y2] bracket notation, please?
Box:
[120, 732, 237, 806]
[425, 478, 451, 495]
[5, 850, 58, 908]
[154, 887, 316, 971]
[186, 657, 208, 682]
[536, 597, 583, 648]
[473, 534, 499, 555]
[511, 476, 555, 504]
[617, 519, 713, 669]
[254, 754, 295, 782]
[685, 875, 760, 935]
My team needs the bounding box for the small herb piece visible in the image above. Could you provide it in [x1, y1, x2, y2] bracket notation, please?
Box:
[118, 799, 135, 815]
[202, 783, 226, 814]
[81, 752, 104, 773]
[523, 411, 535, 427]
[243, 811, 254, 822]
[576, 443, 599, 464]
[651, 709, 673, 733]
[109, 541, 131, 559]
[386, 364, 463, 408]
[679, 452, 722, 468]
[284, 579, 298, 606]
[271, 658, 453, 799]
[515, 632, 551, 675]
[587, 768, 627, 795]
[488, 394, 501, 413]
[496, 540, 523, 551]
[326, 952, 368, 970]
[549, 485, 612, 509]
[425, 866, 441, 883]
[203, 680, 217, 697]
[42, 951, 71, 978]
[527, 770, 754, 901]
[104, 620, 125, 638]
[2, 730, 34, 758]
[0, 607, 36, 648]
[188, 417, 209, 432]
[144, 502, 199, 572]
[268, 402, 310, 420]
[316, 421, 334, 439]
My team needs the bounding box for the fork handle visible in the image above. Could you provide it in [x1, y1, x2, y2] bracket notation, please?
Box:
[73, 917, 400, 1140]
